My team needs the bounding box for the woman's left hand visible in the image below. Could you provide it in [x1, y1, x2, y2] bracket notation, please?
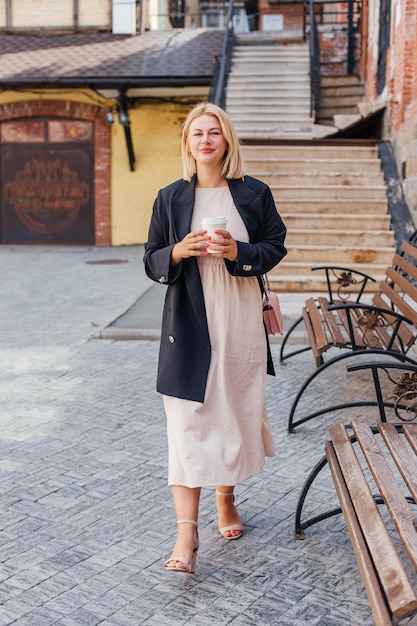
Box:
[207, 230, 238, 261]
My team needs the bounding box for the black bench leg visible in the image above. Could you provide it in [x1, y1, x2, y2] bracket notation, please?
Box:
[295, 453, 343, 539]
[279, 315, 311, 364]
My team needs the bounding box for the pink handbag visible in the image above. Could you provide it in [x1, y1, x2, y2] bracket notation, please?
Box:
[262, 275, 284, 335]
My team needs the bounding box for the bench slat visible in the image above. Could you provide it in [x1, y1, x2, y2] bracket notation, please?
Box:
[401, 241, 417, 270]
[391, 249, 417, 285]
[302, 307, 323, 368]
[371, 292, 413, 349]
[303, 298, 329, 366]
[379, 276, 417, 326]
[318, 297, 346, 347]
[352, 420, 417, 610]
[378, 423, 417, 506]
[330, 421, 417, 620]
[325, 440, 393, 626]
[403, 424, 417, 457]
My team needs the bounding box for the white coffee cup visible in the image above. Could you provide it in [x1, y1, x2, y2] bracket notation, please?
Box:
[201, 216, 227, 253]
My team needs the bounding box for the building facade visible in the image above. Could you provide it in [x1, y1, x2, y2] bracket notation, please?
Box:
[0, 1, 222, 245]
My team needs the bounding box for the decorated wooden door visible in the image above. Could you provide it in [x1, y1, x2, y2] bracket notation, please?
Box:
[0, 119, 94, 243]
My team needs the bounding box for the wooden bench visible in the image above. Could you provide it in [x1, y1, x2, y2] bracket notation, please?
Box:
[281, 237, 417, 432]
[295, 414, 417, 625]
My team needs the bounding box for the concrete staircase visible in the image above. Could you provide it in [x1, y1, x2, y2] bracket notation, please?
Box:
[226, 35, 314, 140]
[317, 75, 366, 128]
[241, 142, 395, 292]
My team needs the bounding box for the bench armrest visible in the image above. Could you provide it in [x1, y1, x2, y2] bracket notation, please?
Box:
[328, 302, 415, 326]
[327, 301, 415, 351]
[311, 265, 376, 304]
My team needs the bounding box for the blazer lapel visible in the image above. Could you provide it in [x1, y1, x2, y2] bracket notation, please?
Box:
[171, 178, 196, 242]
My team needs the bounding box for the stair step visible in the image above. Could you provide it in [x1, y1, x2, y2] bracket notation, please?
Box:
[241, 145, 379, 159]
[320, 95, 363, 107]
[231, 114, 313, 123]
[229, 70, 309, 78]
[226, 92, 310, 102]
[275, 199, 388, 213]
[321, 85, 365, 97]
[233, 45, 308, 53]
[227, 101, 309, 117]
[269, 272, 388, 292]
[282, 214, 391, 229]
[271, 185, 387, 200]
[234, 33, 305, 45]
[289, 229, 395, 247]
[236, 130, 314, 140]
[280, 245, 395, 264]
[321, 75, 365, 87]
[232, 55, 309, 64]
[257, 172, 384, 186]
[243, 158, 382, 173]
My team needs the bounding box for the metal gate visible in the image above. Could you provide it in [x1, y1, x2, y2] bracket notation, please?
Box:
[0, 119, 94, 244]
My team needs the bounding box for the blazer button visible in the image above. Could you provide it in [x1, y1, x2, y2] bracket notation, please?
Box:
[168, 335, 175, 343]
[159, 276, 166, 284]
[243, 264, 252, 271]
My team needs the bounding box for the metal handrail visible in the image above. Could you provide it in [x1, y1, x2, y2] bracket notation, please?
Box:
[303, 0, 361, 75]
[306, 0, 321, 119]
[209, 0, 235, 108]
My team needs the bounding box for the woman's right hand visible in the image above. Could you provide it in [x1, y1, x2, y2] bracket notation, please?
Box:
[170, 230, 209, 267]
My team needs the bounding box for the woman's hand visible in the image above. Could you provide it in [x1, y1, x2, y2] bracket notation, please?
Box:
[207, 229, 238, 262]
[171, 229, 209, 266]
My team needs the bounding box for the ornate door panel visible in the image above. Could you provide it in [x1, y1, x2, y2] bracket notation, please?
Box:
[0, 119, 94, 244]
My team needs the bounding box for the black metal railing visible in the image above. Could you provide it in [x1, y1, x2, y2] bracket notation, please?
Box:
[303, 0, 362, 75]
[208, 0, 235, 108]
[306, 0, 321, 119]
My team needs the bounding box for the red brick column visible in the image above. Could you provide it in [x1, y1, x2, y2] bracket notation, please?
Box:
[0, 99, 111, 245]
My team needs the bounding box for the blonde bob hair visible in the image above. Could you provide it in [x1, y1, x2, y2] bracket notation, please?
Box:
[181, 102, 245, 182]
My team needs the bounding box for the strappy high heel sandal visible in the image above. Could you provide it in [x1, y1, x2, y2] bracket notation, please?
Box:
[216, 490, 243, 540]
[164, 519, 199, 573]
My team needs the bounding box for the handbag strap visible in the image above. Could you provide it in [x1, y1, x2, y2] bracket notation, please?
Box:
[261, 274, 271, 303]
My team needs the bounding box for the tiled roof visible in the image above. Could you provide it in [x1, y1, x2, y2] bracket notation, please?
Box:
[0, 29, 224, 86]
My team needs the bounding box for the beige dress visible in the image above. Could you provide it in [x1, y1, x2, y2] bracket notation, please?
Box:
[164, 186, 275, 487]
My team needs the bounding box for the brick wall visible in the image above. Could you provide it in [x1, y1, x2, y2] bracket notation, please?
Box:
[0, 99, 111, 245]
[258, 0, 304, 30]
[382, 0, 417, 225]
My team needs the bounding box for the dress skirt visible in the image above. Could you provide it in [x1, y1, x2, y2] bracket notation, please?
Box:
[164, 186, 276, 488]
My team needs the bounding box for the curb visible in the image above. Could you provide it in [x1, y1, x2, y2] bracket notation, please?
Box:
[93, 327, 309, 344]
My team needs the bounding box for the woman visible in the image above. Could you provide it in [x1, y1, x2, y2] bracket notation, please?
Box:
[144, 102, 287, 573]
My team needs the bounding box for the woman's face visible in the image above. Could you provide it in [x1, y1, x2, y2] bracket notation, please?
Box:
[187, 114, 228, 170]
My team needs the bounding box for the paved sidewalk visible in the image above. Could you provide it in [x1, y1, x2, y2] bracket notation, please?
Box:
[0, 245, 415, 625]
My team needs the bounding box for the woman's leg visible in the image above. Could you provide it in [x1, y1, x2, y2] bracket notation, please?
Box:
[165, 485, 200, 570]
[216, 485, 243, 539]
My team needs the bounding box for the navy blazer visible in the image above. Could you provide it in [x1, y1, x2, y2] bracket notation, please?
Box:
[143, 175, 287, 402]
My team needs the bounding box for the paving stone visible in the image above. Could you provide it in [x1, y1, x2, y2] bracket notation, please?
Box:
[0, 244, 412, 625]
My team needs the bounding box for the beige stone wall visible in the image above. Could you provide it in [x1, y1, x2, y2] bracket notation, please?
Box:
[78, 0, 111, 28]
[11, 0, 73, 27]
[0, 0, 5, 28]
[111, 101, 199, 245]
[2, 0, 111, 29]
